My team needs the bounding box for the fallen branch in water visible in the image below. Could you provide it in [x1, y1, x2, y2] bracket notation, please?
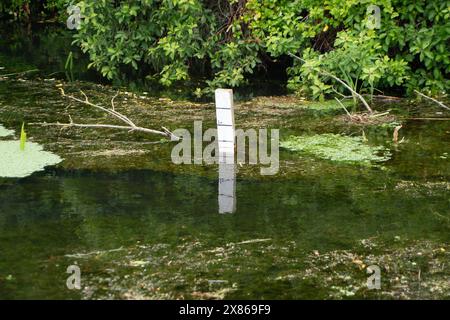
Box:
[288, 52, 373, 113]
[236, 238, 272, 245]
[339, 94, 401, 101]
[414, 90, 450, 111]
[405, 118, 450, 121]
[335, 97, 352, 119]
[0, 68, 39, 77]
[335, 97, 389, 124]
[370, 111, 390, 118]
[32, 89, 180, 141]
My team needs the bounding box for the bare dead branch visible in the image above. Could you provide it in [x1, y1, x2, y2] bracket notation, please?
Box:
[33, 89, 180, 141]
[405, 118, 450, 121]
[111, 90, 119, 111]
[34, 121, 177, 137]
[370, 111, 390, 118]
[0, 68, 39, 77]
[414, 90, 450, 111]
[334, 97, 352, 119]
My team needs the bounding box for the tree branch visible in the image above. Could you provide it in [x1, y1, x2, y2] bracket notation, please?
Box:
[414, 90, 450, 111]
[32, 89, 180, 141]
[0, 68, 39, 77]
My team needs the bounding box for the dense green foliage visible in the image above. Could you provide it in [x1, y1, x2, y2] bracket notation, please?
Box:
[3, 1, 449, 97]
[72, 0, 449, 97]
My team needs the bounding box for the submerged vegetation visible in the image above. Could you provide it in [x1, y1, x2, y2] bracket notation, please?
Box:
[58, 237, 449, 300]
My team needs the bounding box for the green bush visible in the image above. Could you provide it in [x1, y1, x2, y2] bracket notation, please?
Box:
[73, 0, 261, 92]
[34, 1, 450, 96]
[285, 0, 449, 97]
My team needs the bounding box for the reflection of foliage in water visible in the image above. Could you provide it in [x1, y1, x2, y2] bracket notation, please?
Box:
[0, 23, 97, 81]
[0, 165, 448, 299]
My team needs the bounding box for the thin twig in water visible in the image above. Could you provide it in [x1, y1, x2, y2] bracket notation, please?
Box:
[336, 94, 401, 101]
[65, 247, 126, 258]
[370, 111, 390, 118]
[0, 69, 39, 77]
[414, 90, 450, 111]
[335, 97, 352, 119]
[111, 90, 119, 111]
[288, 52, 373, 113]
[405, 118, 450, 121]
[236, 238, 272, 245]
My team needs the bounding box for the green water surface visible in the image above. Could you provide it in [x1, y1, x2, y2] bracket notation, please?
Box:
[0, 23, 448, 300]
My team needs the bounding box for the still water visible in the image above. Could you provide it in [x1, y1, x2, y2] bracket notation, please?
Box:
[0, 23, 448, 299]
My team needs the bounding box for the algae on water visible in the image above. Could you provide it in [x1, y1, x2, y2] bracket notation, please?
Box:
[0, 125, 14, 137]
[0, 140, 63, 178]
[281, 133, 391, 165]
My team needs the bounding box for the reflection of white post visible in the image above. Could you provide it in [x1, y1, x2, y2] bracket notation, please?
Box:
[218, 163, 236, 214]
[215, 89, 236, 214]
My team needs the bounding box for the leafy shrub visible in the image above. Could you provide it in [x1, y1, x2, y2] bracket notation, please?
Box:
[286, 0, 449, 97]
[73, 0, 261, 92]
[7, 0, 447, 97]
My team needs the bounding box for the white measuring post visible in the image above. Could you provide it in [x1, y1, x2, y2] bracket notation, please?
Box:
[215, 89, 236, 214]
[215, 89, 235, 164]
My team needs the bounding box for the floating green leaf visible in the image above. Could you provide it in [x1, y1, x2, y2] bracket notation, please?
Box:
[20, 122, 27, 151]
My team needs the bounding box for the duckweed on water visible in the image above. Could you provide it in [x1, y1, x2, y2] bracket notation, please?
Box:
[281, 134, 391, 165]
[0, 124, 13, 137]
[0, 141, 62, 178]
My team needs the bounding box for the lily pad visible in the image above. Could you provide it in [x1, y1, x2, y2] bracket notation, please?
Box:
[281, 134, 391, 165]
[0, 140, 63, 178]
[0, 125, 14, 137]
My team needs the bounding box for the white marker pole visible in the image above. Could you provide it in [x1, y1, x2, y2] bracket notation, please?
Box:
[215, 89, 235, 164]
[215, 89, 236, 214]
